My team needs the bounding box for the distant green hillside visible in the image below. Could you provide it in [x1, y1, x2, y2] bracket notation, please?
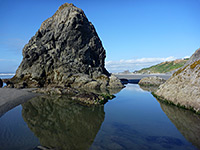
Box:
[136, 58, 189, 74]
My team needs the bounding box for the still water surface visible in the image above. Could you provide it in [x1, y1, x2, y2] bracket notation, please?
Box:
[0, 84, 200, 150]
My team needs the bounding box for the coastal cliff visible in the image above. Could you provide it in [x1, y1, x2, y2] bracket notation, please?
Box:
[154, 48, 200, 113]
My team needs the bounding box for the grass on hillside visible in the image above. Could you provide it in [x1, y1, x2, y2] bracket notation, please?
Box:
[137, 59, 188, 74]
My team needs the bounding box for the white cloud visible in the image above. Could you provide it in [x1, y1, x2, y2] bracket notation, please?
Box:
[184, 56, 190, 59]
[125, 85, 145, 92]
[105, 56, 176, 73]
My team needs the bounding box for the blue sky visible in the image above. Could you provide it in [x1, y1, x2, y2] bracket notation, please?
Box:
[0, 0, 200, 73]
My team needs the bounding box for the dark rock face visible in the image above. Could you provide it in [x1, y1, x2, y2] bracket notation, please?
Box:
[22, 95, 105, 150]
[0, 79, 3, 88]
[2, 79, 14, 88]
[12, 3, 123, 89]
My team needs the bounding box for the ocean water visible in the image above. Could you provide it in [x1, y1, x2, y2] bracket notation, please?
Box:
[0, 73, 14, 79]
[0, 84, 199, 150]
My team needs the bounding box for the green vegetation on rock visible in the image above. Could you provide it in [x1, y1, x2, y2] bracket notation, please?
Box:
[137, 59, 188, 74]
[152, 92, 200, 114]
[190, 59, 200, 69]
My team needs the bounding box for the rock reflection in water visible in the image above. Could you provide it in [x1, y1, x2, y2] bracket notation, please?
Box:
[22, 95, 105, 150]
[139, 85, 159, 92]
[159, 102, 200, 149]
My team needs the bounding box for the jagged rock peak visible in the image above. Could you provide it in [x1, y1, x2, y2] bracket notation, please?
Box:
[58, 3, 75, 10]
[12, 3, 123, 90]
[184, 48, 200, 67]
[40, 3, 85, 30]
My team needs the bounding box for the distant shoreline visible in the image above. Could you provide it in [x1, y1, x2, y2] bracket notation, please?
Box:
[114, 73, 171, 80]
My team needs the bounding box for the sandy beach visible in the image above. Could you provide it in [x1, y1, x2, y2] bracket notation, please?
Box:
[0, 88, 39, 117]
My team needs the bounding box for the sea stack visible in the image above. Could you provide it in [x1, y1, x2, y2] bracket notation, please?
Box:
[11, 3, 123, 90]
[154, 48, 200, 113]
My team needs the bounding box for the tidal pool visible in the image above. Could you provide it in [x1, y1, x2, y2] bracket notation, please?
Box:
[0, 84, 199, 150]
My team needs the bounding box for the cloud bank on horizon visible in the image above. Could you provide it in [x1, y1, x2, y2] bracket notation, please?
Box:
[0, 56, 189, 73]
[105, 56, 178, 73]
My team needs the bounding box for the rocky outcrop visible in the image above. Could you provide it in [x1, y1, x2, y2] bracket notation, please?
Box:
[138, 76, 166, 86]
[33, 86, 116, 105]
[184, 48, 200, 67]
[154, 48, 200, 113]
[11, 3, 123, 90]
[0, 78, 3, 88]
[22, 95, 105, 150]
[2, 79, 14, 88]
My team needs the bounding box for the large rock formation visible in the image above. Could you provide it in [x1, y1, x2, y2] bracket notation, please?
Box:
[11, 3, 123, 90]
[154, 48, 200, 113]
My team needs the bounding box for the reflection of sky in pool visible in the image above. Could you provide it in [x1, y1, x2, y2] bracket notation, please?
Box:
[0, 106, 40, 149]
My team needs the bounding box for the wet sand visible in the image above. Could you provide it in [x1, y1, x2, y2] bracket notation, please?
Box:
[0, 88, 39, 117]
